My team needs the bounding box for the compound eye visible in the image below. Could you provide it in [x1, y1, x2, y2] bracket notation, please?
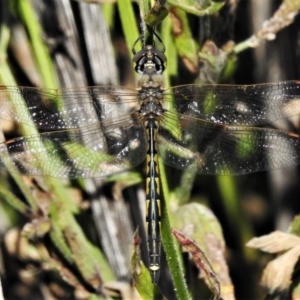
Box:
[156, 56, 167, 74]
[132, 49, 147, 74]
[152, 49, 167, 73]
[133, 49, 145, 63]
[134, 57, 147, 74]
[153, 48, 167, 62]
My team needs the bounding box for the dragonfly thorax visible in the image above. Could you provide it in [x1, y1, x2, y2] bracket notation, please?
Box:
[138, 73, 164, 90]
[139, 100, 164, 119]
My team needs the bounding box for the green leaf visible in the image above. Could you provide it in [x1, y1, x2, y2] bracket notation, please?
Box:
[167, 0, 224, 16]
[117, 0, 139, 58]
[131, 230, 158, 299]
[169, 6, 199, 73]
[17, 0, 58, 88]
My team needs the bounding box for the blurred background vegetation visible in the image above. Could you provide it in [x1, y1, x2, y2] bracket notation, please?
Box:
[0, 0, 300, 299]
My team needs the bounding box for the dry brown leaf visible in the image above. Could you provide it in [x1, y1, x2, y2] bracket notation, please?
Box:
[204, 233, 235, 300]
[173, 203, 234, 299]
[261, 245, 300, 292]
[249, 0, 300, 47]
[246, 231, 300, 253]
[281, 99, 300, 128]
[104, 281, 142, 300]
[172, 229, 221, 299]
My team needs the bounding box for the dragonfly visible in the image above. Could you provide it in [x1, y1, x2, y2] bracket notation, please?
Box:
[1, 43, 300, 283]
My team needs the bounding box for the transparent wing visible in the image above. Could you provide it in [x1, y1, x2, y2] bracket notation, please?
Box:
[158, 111, 300, 175]
[163, 81, 300, 125]
[0, 85, 140, 130]
[2, 81, 300, 177]
[0, 115, 147, 178]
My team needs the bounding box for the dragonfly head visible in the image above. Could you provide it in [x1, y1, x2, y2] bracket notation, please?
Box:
[133, 45, 167, 75]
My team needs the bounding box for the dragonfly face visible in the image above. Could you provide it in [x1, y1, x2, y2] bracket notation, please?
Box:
[133, 45, 167, 75]
[1, 44, 300, 282]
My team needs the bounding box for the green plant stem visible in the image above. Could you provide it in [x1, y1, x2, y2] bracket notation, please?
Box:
[117, 0, 140, 57]
[159, 158, 191, 300]
[17, 0, 57, 88]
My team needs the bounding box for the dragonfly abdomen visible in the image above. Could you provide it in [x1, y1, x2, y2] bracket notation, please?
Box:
[145, 118, 161, 283]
